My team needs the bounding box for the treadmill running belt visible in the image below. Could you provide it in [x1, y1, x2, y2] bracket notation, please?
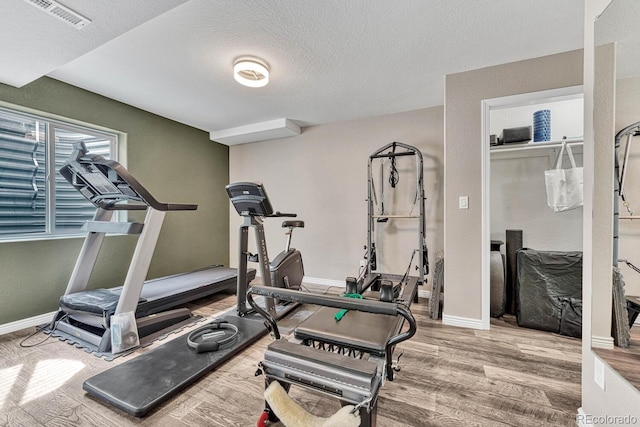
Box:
[59, 266, 255, 319]
[139, 266, 239, 300]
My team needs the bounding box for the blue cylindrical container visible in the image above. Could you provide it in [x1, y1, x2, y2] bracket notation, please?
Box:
[533, 109, 551, 142]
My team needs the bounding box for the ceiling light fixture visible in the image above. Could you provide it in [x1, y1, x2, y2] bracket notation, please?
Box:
[233, 57, 269, 88]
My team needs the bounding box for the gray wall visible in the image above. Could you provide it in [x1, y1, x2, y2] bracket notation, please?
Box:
[444, 50, 584, 323]
[228, 107, 444, 285]
[0, 77, 230, 325]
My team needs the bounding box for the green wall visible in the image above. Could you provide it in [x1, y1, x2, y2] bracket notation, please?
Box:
[0, 77, 230, 325]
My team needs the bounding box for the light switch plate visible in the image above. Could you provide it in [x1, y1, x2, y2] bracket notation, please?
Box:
[459, 196, 469, 209]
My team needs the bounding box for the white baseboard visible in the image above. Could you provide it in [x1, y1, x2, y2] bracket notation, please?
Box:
[418, 289, 430, 299]
[0, 311, 56, 336]
[302, 276, 345, 288]
[442, 314, 487, 330]
[591, 335, 615, 349]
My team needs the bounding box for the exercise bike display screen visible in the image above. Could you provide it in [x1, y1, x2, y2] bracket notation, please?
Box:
[226, 182, 274, 217]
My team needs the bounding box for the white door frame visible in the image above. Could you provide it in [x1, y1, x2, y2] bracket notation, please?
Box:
[480, 85, 584, 327]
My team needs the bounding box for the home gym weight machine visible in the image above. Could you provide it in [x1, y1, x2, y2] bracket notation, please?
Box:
[47, 142, 255, 356]
[361, 141, 428, 297]
[80, 181, 306, 417]
[249, 142, 427, 426]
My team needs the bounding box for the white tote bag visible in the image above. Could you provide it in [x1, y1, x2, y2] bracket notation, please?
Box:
[544, 142, 583, 212]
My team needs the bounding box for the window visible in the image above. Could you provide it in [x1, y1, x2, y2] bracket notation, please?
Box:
[0, 106, 117, 240]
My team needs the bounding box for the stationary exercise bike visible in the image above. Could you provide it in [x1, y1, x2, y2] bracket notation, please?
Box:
[267, 219, 305, 291]
[226, 182, 305, 320]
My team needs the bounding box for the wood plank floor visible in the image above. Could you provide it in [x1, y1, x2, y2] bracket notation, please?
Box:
[0, 288, 582, 426]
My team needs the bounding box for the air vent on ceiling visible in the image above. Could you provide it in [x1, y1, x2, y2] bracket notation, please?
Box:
[22, 0, 91, 29]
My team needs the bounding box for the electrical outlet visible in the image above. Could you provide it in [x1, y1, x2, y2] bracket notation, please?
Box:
[594, 357, 605, 390]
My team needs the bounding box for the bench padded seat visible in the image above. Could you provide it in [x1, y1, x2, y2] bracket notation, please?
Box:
[295, 307, 401, 356]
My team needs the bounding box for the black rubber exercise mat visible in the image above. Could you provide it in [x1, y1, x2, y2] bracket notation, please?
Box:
[83, 313, 267, 417]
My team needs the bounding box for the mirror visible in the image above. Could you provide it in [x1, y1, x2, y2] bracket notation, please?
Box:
[594, 0, 640, 387]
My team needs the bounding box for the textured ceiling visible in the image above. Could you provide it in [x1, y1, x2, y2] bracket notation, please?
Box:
[2, 0, 585, 142]
[0, 0, 188, 87]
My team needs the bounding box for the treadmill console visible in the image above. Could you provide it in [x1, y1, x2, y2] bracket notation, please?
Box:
[226, 182, 274, 217]
[59, 142, 147, 209]
[59, 142, 197, 212]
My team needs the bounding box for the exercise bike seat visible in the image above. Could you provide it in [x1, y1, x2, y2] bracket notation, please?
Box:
[282, 220, 304, 228]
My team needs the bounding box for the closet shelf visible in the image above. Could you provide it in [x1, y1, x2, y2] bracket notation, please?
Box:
[490, 138, 583, 154]
[490, 139, 583, 161]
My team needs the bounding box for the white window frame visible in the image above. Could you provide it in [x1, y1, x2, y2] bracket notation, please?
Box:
[0, 103, 122, 242]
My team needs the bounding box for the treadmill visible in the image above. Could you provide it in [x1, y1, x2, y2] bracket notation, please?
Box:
[48, 142, 255, 355]
[79, 182, 301, 416]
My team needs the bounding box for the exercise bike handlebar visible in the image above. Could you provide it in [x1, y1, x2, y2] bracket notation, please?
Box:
[247, 285, 416, 380]
[268, 211, 297, 218]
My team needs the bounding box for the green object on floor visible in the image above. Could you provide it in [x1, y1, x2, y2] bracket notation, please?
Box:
[334, 293, 364, 321]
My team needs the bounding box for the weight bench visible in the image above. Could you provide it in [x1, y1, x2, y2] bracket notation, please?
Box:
[294, 273, 418, 358]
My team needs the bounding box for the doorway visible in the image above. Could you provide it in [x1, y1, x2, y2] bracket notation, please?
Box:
[481, 85, 584, 326]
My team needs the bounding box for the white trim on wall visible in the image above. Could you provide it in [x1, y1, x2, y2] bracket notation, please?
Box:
[442, 313, 487, 330]
[0, 311, 55, 336]
[481, 100, 492, 330]
[417, 289, 430, 299]
[253, 274, 344, 289]
[304, 276, 430, 298]
[302, 276, 344, 288]
[591, 335, 615, 349]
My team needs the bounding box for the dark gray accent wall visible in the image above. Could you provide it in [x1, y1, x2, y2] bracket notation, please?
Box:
[0, 77, 229, 325]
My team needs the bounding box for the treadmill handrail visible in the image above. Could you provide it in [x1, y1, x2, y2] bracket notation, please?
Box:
[60, 142, 198, 212]
[267, 211, 297, 218]
[247, 285, 416, 380]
